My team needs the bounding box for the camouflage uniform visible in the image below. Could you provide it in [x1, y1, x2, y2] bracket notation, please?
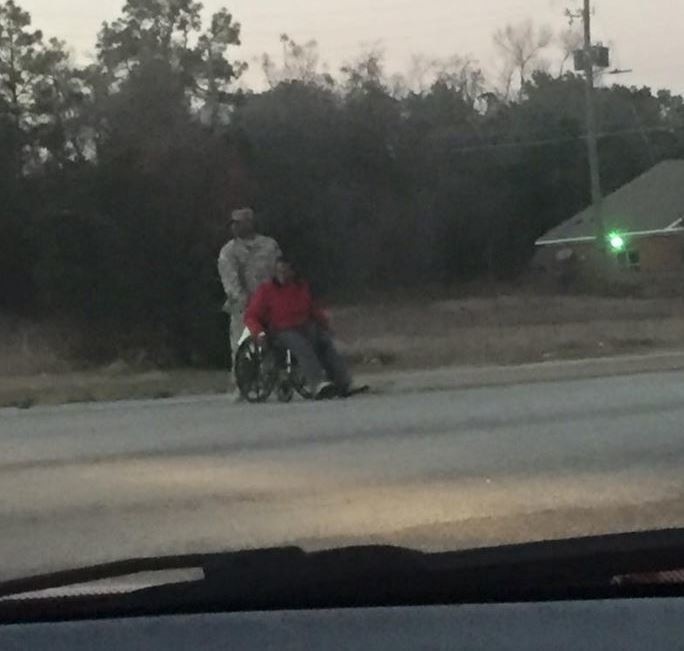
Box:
[217, 234, 281, 359]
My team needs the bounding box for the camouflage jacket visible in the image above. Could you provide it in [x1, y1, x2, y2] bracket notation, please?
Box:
[217, 235, 281, 312]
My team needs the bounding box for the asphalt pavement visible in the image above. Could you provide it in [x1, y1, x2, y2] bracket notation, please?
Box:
[1, 360, 684, 582]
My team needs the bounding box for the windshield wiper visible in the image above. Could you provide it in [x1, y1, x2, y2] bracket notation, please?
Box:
[1, 528, 684, 624]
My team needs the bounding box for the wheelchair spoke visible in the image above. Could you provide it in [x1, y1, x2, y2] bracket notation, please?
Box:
[235, 339, 277, 403]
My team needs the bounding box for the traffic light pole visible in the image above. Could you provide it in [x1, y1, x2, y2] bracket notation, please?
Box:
[582, 0, 605, 249]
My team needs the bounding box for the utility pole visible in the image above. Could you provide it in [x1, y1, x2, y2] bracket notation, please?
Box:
[581, 0, 605, 249]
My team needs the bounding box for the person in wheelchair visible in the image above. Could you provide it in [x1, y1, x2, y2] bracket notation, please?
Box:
[244, 257, 357, 400]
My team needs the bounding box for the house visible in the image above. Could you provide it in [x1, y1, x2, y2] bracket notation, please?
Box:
[534, 160, 684, 279]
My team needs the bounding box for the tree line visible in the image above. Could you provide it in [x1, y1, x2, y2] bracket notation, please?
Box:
[2, 0, 684, 365]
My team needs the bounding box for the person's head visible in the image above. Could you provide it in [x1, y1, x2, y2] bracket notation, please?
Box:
[275, 256, 297, 285]
[230, 207, 256, 239]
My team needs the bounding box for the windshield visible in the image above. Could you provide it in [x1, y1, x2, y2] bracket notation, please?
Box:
[1, 0, 684, 584]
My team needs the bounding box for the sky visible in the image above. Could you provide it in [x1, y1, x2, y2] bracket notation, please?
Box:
[18, 0, 684, 93]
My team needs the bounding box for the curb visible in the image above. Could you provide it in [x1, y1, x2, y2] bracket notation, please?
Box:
[359, 350, 684, 396]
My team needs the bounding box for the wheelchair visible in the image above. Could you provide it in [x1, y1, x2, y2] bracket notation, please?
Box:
[234, 336, 313, 403]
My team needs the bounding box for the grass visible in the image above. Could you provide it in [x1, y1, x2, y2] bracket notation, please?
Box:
[0, 318, 74, 377]
[0, 368, 233, 409]
[3, 290, 684, 408]
[333, 292, 684, 368]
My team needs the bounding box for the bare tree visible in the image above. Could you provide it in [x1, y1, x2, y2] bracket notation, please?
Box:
[396, 53, 484, 102]
[405, 54, 436, 93]
[493, 20, 552, 98]
[261, 33, 332, 88]
[433, 54, 485, 102]
[558, 26, 583, 75]
[340, 45, 386, 93]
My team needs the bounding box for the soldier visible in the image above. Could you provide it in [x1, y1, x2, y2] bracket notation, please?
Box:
[218, 207, 281, 396]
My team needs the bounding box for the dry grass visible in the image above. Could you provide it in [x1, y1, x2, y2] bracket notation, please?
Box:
[0, 319, 76, 377]
[3, 291, 684, 408]
[333, 293, 684, 368]
[0, 369, 232, 409]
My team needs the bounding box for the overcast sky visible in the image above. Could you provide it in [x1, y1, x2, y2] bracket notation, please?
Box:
[18, 0, 684, 92]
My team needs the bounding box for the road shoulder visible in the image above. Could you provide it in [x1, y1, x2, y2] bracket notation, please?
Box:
[2, 349, 684, 411]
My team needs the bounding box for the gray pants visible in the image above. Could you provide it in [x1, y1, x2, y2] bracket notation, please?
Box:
[274, 322, 351, 392]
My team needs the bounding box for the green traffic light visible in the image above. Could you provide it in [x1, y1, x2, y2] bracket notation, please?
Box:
[608, 233, 625, 251]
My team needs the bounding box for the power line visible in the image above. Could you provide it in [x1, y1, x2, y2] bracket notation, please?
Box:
[444, 124, 683, 154]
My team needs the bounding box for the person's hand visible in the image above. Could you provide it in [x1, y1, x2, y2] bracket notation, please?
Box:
[254, 331, 267, 348]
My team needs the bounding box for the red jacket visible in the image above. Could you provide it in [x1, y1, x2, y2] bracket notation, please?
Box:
[245, 279, 329, 336]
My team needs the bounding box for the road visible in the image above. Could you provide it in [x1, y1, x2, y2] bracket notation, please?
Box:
[1, 366, 684, 582]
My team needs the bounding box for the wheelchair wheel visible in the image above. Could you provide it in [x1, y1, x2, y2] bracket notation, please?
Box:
[276, 380, 295, 403]
[234, 339, 277, 403]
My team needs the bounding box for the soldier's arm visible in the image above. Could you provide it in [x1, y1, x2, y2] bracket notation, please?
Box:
[218, 245, 247, 308]
[273, 238, 283, 261]
[269, 238, 283, 276]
